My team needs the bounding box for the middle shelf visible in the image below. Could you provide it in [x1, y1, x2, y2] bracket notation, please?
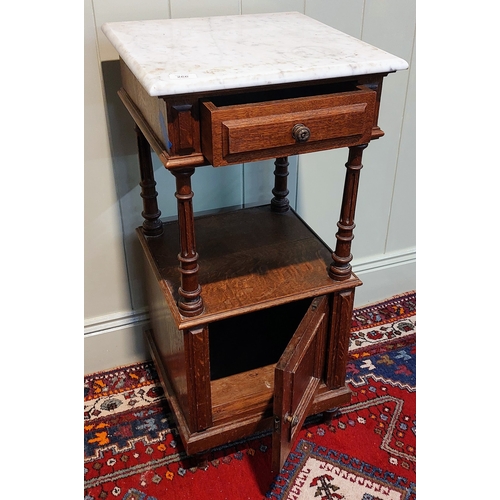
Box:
[138, 204, 362, 329]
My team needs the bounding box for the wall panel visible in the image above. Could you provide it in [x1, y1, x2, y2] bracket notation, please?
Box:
[386, 36, 416, 252]
[94, 0, 171, 61]
[84, 0, 132, 322]
[305, 0, 364, 37]
[241, 0, 304, 14]
[171, 0, 240, 18]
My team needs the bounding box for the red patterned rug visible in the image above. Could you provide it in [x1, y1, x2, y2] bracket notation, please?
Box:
[85, 291, 416, 499]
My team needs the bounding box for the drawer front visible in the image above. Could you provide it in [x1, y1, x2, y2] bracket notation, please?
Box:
[201, 86, 377, 167]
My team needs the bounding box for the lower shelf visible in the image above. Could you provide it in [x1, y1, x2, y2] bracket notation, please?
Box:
[145, 329, 352, 455]
[210, 364, 275, 425]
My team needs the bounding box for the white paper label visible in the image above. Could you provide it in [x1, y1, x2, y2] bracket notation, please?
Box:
[169, 73, 197, 80]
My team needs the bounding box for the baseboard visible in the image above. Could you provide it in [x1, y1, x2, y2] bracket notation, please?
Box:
[84, 250, 416, 375]
[84, 309, 152, 375]
[352, 249, 416, 306]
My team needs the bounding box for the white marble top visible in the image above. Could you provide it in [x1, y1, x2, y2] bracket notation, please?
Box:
[102, 12, 408, 97]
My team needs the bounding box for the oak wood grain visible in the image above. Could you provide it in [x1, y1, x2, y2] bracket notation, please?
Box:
[201, 86, 376, 166]
[138, 205, 362, 330]
[272, 296, 327, 473]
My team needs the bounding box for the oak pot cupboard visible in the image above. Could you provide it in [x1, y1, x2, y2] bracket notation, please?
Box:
[102, 12, 408, 473]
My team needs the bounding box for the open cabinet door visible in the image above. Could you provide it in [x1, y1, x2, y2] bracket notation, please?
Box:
[272, 295, 328, 474]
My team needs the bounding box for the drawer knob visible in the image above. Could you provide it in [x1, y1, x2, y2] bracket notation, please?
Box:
[292, 123, 311, 143]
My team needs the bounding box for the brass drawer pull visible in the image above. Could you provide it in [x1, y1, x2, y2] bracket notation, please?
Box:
[292, 123, 311, 143]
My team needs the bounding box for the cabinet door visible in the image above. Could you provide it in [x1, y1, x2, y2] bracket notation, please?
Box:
[272, 295, 328, 473]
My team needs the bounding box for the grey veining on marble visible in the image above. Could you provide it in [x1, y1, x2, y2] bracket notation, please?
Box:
[102, 12, 408, 97]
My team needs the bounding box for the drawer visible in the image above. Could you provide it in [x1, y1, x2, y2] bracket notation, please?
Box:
[200, 84, 377, 166]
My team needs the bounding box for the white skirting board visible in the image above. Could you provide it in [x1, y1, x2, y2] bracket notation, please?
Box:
[84, 251, 416, 375]
[352, 250, 416, 306]
[84, 310, 152, 375]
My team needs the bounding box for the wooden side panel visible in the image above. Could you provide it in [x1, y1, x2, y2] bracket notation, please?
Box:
[120, 60, 207, 169]
[140, 238, 189, 415]
[140, 229, 212, 433]
[358, 75, 385, 138]
[120, 60, 170, 151]
[184, 326, 213, 431]
[326, 289, 356, 388]
[200, 101, 215, 165]
[272, 296, 328, 473]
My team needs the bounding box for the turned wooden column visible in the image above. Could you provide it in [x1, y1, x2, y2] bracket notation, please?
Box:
[136, 126, 163, 236]
[271, 156, 290, 213]
[329, 144, 367, 280]
[172, 168, 204, 317]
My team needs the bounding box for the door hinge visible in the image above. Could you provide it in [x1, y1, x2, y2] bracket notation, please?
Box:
[274, 415, 280, 432]
[311, 296, 322, 310]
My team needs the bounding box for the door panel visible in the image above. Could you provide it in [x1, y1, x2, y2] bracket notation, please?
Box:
[272, 295, 328, 473]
